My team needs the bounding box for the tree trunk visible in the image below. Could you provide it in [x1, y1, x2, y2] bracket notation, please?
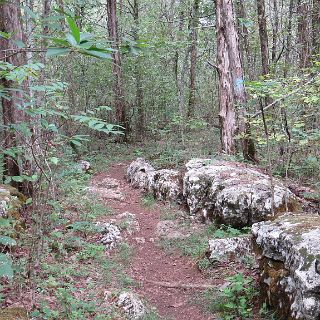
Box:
[187, 0, 200, 119]
[284, 0, 295, 77]
[216, 0, 256, 161]
[0, 0, 25, 189]
[133, 0, 145, 139]
[216, 0, 237, 154]
[312, 0, 320, 55]
[257, 0, 270, 75]
[107, 0, 128, 139]
[297, 0, 310, 68]
[271, 0, 279, 63]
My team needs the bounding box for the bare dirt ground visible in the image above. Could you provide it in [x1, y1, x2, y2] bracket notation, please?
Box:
[92, 161, 219, 320]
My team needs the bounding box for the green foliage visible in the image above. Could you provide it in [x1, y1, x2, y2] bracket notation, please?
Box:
[0, 253, 14, 279]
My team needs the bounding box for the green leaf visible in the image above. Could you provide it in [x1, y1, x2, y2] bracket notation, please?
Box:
[0, 236, 16, 247]
[26, 198, 33, 205]
[66, 17, 80, 43]
[0, 31, 10, 39]
[46, 47, 70, 57]
[66, 33, 78, 46]
[12, 176, 24, 182]
[0, 253, 13, 279]
[81, 49, 112, 59]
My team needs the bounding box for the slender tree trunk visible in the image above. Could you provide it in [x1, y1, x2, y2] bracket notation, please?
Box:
[187, 0, 200, 119]
[237, 0, 254, 80]
[271, 0, 279, 63]
[133, 0, 144, 139]
[107, 0, 128, 139]
[312, 0, 320, 55]
[297, 0, 310, 68]
[0, 0, 25, 189]
[284, 0, 295, 77]
[257, 0, 270, 75]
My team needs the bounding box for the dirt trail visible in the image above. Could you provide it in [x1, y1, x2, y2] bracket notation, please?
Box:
[92, 162, 218, 320]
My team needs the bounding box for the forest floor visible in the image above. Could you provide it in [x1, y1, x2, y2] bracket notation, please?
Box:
[2, 150, 271, 319]
[87, 161, 264, 320]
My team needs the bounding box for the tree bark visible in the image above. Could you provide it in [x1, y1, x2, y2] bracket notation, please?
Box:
[216, 0, 256, 161]
[297, 0, 310, 68]
[133, 0, 145, 139]
[107, 0, 128, 139]
[187, 0, 200, 119]
[257, 0, 270, 75]
[216, 0, 237, 154]
[312, 0, 320, 55]
[284, 0, 295, 77]
[0, 0, 25, 189]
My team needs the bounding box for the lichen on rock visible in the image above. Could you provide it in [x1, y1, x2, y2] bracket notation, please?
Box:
[208, 235, 253, 262]
[252, 213, 320, 320]
[183, 159, 300, 227]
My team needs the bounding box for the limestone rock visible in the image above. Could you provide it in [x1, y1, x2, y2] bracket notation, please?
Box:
[183, 159, 300, 227]
[127, 158, 155, 190]
[127, 159, 183, 203]
[151, 169, 183, 203]
[99, 223, 122, 250]
[208, 235, 252, 262]
[0, 184, 25, 218]
[117, 292, 146, 319]
[252, 213, 320, 320]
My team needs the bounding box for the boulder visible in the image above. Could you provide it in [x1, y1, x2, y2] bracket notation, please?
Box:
[208, 235, 252, 262]
[117, 292, 146, 319]
[183, 159, 300, 227]
[127, 159, 183, 203]
[151, 169, 183, 203]
[127, 158, 155, 190]
[0, 184, 25, 218]
[252, 213, 320, 320]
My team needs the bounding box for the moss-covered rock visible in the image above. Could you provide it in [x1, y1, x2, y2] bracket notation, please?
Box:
[252, 213, 320, 320]
[0, 184, 26, 218]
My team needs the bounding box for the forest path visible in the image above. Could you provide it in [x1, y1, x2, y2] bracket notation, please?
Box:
[91, 161, 218, 320]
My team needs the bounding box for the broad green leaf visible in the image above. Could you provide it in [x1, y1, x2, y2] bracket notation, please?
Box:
[81, 49, 112, 59]
[66, 17, 80, 43]
[66, 33, 78, 46]
[12, 176, 24, 182]
[13, 39, 25, 49]
[46, 47, 70, 57]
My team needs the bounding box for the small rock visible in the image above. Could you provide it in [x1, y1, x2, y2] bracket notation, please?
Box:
[78, 160, 91, 172]
[208, 236, 253, 262]
[117, 292, 146, 319]
[134, 237, 146, 244]
[99, 223, 122, 250]
[117, 212, 140, 235]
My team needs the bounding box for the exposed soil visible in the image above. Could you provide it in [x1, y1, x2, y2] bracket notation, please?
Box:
[91, 161, 219, 319]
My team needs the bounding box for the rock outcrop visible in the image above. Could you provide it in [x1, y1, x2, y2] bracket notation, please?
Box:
[183, 159, 300, 227]
[0, 184, 25, 218]
[99, 223, 122, 250]
[127, 158, 300, 227]
[252, 213, 320, 320]
[127, 158, 183, 203]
